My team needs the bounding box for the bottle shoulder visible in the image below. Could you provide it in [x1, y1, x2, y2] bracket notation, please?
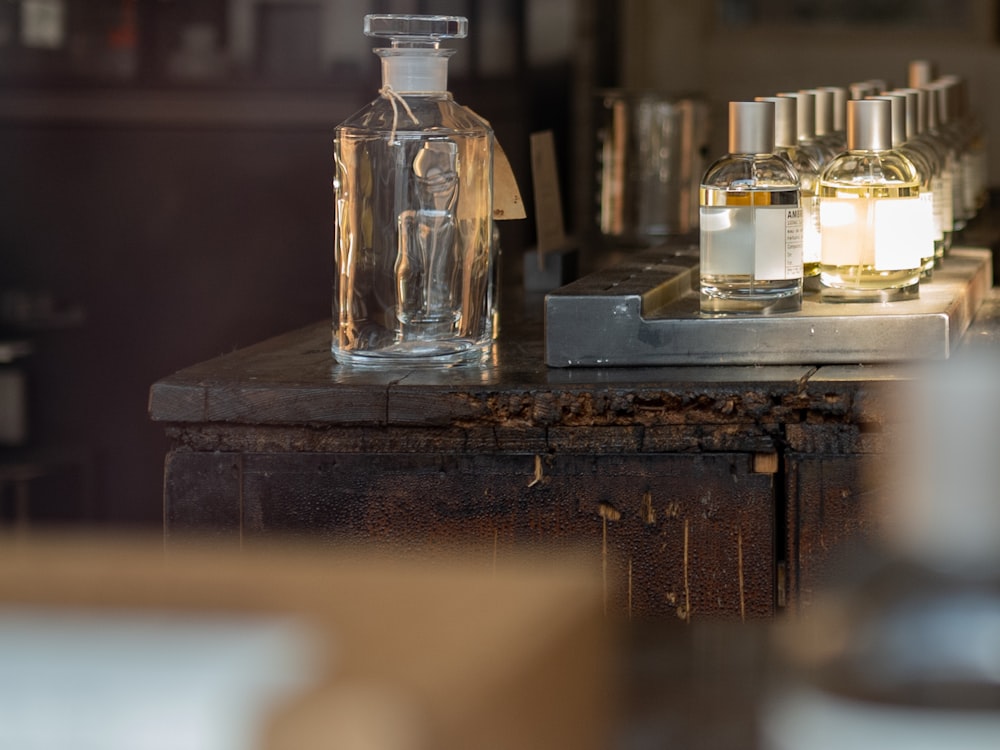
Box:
[820, 149, 920, 186]
[701, 152, 799, 190]
[896, 143, 935, 182]
[775, 146, 822, 183]
[336, 94, 494, 136]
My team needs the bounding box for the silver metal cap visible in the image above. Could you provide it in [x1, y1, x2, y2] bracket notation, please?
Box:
[923, 83, 940, 129]
[891, 88, 922, 138]
[755, 96, 795, 148]
[848, 81, 878, 100]
[820, 86, 847, 131]
[929, 81, 953, 125]
[908, 59, 936, 87]
[808, 88, 836, 137]
[728, 100, 774, 154]
[867, 95, 906, 147]
[847, 98, 892, 151]
[778, 91, 815, 141]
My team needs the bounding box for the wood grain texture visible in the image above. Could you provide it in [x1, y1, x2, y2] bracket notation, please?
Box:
[166, 450, 775, 619]
[150, 308, 924, 617]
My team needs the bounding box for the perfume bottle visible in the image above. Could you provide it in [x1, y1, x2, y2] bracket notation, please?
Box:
[332, 14, 495, 367]
[869, 94, 937, 277]
[699, 100, 803, 314]
[818, 85, 848, 152]
[818, 98, 924, 301]
[892, 87, 950, 263]
[900, 85, 956, 253]
[938, 75, 988, 219]
[757, 95, 821, 280]
[778, 91, 838, 165]
[929, 79, 974, 232]
[807, 88, 844, 158]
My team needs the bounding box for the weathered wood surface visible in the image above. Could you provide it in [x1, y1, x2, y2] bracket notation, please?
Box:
[148, 202, 1000, 617]
[149, 316, 921, 617]
[150, 320, 912, 454]
[151, 281, 1000, 619]
[165, 450, 776, 620]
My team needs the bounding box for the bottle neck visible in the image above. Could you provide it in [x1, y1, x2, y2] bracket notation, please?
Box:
[378, 49, 451, 93]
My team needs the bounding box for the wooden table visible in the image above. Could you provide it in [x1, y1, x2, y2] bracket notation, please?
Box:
[150, 285, 950, 619]
[149, 188, 1000, 620]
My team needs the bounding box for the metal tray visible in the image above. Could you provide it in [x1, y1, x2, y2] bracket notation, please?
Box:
[545, 244, 993, 367]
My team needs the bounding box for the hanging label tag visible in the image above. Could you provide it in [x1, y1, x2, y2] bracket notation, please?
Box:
[493, 139, 527, 221]
[530, 130, 567, 253]
[465, 106, 526, 221]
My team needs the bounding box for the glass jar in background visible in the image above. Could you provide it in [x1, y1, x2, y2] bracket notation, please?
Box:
[595, 90, 709, 245]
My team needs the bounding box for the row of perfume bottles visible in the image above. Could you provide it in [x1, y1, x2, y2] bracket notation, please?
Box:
[699, 64, 988, 313]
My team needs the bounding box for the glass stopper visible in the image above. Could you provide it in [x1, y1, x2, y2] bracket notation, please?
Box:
[364, 15, 468, 45]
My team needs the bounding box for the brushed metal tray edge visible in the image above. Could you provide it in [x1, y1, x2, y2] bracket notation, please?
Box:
[544, 247, 993, 368]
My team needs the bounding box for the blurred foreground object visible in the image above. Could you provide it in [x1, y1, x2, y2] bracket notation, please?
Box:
[0, 533, 610, 750]
[763, 354, 1000, 749]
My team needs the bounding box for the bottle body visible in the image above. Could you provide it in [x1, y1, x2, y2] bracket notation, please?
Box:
[818, 150, 923, 301]
[897, 140, 942, 273]
[914, 128, 955, 252]
[777, 144, 823, 278]
[333, 95, 495, 366]
[699, 153, 803, 314]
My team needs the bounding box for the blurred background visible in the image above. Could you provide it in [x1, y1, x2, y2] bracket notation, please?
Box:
[2, 0, 999, 528]
[0, 0, 592, 528]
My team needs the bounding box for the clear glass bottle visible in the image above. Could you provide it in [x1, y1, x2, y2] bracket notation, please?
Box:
[869, 94, 937, 277]
[893, 87, 950, 263]
[939, 75, 988, 219]
[929, 80, 973, 232]
[779, 90, 838, 165]
[332, 14, 495, 367]
[818, 98, 924, 301]
[700, 100, 803, 314]
[818, 85, 849, 153]
[757, 95, 821, 280]
[902, 85, 956, 253]
[807, 88, 845, 158]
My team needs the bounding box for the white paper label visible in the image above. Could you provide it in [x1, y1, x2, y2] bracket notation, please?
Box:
[802, 196, 822, 265]
[820, 196, 925, 270]
[700, 204, 802, 280]
[872, 197, 927, 270]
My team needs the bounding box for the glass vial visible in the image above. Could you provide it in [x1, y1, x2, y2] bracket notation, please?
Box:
[332, 14, 495, 367]
[898, 85, 955, 254]
[868, 94, 937, 277]
[818, 98, 923, 302]
[891, 88, 950, 265]
[818, 85, 849, 153]
[699, 100, 803, 314]
[757, 95, 822, 280]
[929, 79, 974, 232]
[778, 90, 838, 165]
[807, 88, 845, 158]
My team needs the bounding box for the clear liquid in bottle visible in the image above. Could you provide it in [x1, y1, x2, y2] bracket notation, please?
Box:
[699, 100, 803, 315]
[818, 99, 924, 302]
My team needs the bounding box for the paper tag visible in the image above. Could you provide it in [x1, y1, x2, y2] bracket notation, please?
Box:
[530, 130, 567, 252]
[493, 139, 527, 221]
[464, 106, 526, 221]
